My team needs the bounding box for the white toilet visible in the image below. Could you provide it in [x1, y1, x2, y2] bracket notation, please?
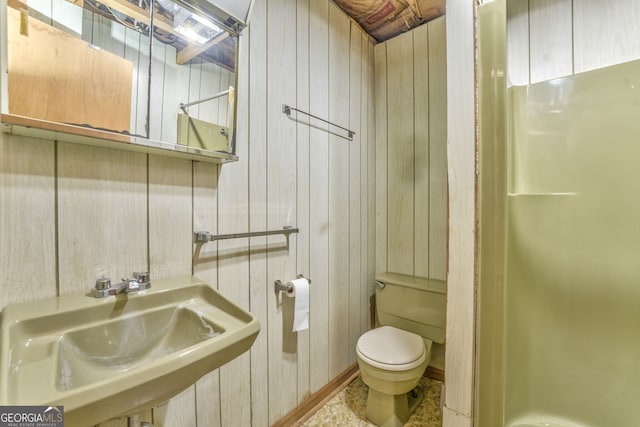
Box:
[356, 274, 446, 427]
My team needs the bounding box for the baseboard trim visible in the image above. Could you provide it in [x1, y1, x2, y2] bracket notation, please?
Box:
[272, 363, 360, 427]
[425, 366, 445, 382]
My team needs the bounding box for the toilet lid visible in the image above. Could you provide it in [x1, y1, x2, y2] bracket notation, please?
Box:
[357, 326, 425, 369]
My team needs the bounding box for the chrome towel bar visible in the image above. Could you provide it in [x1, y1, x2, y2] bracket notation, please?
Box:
[282, 104, 355, 141]
[180, 88, 231, 110]
[194, 226, 299, 243]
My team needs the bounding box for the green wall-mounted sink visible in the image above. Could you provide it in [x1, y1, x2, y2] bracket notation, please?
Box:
[0, 275, 260, 426]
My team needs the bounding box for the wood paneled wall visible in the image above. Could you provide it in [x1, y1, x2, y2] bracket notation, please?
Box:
[507, 0, 640, 86]
[443, 0, 475, 426]
[0, 1, 375, 427]
[374, 16, 447, 281]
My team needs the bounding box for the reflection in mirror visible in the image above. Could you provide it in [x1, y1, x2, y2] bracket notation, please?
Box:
[3, 0, 238, 159]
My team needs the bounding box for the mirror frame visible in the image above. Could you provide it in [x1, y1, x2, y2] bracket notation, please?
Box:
[0, 0, 241, 164]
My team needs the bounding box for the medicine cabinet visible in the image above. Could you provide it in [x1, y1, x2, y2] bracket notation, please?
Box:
[0, 0, 252, 163]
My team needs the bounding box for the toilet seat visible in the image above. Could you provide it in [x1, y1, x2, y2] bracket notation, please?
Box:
[356, 326, 425, 371]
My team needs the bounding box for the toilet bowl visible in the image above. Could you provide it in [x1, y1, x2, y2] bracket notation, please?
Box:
[356, 325, 433, 427]
[358, 274, 445, 426]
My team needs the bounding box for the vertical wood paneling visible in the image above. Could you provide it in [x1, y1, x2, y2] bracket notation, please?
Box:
[218, 71, 232, 127]
[348, 21, 362, 366]
[0, 134, 56, 308]
[386, 31, 415, 276]
[266, 0, 298, 422]
[193, 158, 222, 427]
[247, 0, 269, 424]
[573, 0, 640, 74]
[152, 388, 196, 427]
[218, 12, 251, 424]
[506, 0, 530, 86]
[161, 45, 190, 143]
[57, 143, 147, 295]
[428, 17, 448, 282]
[81, 9, 92, 43]
[308, 0, 331, 395]
[328, 2, 351, 379]
[194, 148, 222, 427]
[148, 156, 193, 279]
[376, 19, 446, 282]
[529, 0, 572, 83]
[374, 42, 388, 275]
[134, 33, 150, 137]
[148, 38, 166, 141]
[195, 371, 221, 427]
[188, 62, 202, 119]
[216, 174, 251, 427]
[94, 15, 123, 55]
[413, 24, 430, 279]
[361, 36, 375, 334]
[193, 164, 219, 286]
[509, 0, 640, 85]
[148, 155, 195, 423]
[0, 2, 377, 426]
[295, 0, 311, 403]
[445, 0, 476, 419]
[124, 27, 144, 135]
[443, 407, 473, 427]
[199, 62, 223, 125]
[365, 41, 376, 332]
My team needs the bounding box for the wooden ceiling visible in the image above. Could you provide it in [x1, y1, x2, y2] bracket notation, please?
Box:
[333, 0, 446, 42]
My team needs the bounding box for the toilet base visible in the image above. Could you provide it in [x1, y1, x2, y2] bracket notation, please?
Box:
[365, 387, 424, 427]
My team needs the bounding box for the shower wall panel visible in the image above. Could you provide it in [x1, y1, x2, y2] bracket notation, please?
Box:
[506, 59, 640, 427]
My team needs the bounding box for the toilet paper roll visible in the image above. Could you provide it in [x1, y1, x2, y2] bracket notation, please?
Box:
[285, 277, 310, 332]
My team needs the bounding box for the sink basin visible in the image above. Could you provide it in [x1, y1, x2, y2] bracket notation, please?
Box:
[0, 275, 260, 426]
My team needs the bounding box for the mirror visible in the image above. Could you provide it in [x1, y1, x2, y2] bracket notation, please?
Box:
[1, 0, 245, 162]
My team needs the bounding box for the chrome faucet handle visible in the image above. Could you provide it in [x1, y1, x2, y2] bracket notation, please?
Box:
[95, 278, 111, 290]
[133, 271, 151, 290]
[133, 272, 150, 283]
[93, 278, 112, 298]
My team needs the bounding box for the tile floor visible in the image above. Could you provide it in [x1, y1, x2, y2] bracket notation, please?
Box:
[301, 376, 443, 426]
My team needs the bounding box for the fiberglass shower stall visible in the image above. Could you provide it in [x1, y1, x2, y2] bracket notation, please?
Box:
[476, 1, 640, 426]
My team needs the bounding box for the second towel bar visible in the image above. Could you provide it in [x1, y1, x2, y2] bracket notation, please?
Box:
[195, 226, 299, 243]
[282, 104, 355, 141]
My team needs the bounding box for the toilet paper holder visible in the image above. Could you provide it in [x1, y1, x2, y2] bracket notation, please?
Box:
[274, 274, 311, 294]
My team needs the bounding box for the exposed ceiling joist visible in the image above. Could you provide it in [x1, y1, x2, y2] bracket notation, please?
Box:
[177, 31, 229, 64]
[333, 0, 446, 42]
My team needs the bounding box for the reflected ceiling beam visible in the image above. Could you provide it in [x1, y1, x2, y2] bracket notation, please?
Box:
[98, 0, 175, 34]
[176, 31, 228, 64]
[97, 0, 225, 64]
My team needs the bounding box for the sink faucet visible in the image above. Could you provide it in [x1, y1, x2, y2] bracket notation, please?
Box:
[93, 272, 151, 298]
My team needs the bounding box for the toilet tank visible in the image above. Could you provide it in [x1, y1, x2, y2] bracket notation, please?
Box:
[375, 273, 446, 344]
